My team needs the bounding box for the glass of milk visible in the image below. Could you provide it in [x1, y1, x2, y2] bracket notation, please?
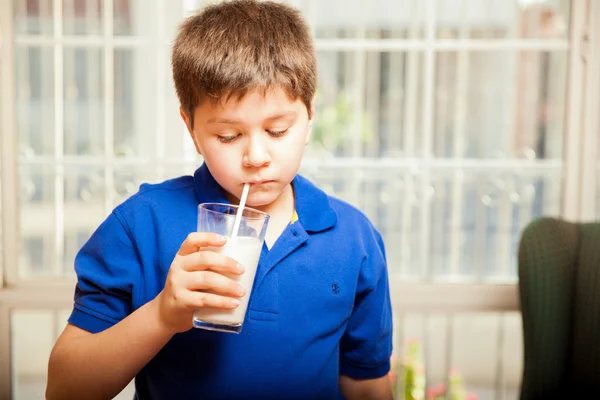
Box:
[192, 203, 269, 334]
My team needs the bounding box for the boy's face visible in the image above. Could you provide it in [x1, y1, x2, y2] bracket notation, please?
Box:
[182, 87, 313, 209]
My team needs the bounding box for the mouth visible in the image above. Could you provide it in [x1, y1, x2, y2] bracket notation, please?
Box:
[246, 180, 275, 186]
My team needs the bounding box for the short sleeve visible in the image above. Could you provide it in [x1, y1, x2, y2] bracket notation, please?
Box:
[68, 210, 140, 333]
[339, 230, 393, 379]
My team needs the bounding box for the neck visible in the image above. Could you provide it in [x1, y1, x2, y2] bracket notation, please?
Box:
[256, 183, 294, 218]
[256, 184, 295, 249]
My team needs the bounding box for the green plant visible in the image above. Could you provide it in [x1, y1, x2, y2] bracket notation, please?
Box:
[448, 368, 467, 400]
[402, 340, 426, 400]
[426, 367, 477, 400]
[310, 91, 373, 155]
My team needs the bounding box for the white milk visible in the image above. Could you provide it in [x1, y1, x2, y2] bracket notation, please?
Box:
[193, 236, 263, 326]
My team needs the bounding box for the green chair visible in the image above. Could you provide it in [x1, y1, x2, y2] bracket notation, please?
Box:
[518, 217, 600, 399]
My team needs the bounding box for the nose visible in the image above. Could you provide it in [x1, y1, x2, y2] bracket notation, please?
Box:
[243, 135, 271, 167]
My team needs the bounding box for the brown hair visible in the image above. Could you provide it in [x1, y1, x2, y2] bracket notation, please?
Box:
[171, 0, 317, 126]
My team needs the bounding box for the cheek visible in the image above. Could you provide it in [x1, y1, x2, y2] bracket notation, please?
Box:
[277, 130, 308, 161]
[202, 141, 236, 164]
[201, 146, 238, 182]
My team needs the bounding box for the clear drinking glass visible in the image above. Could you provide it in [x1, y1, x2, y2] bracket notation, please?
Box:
[192, 203, 269, 333]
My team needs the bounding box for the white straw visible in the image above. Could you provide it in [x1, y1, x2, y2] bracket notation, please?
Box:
[231, 183, 250, 238]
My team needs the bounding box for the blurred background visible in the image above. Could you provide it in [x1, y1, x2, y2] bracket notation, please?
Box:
[0, 0, 598, 399]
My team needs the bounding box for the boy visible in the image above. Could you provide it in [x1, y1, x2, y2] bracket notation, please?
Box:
[46, 1, 393, 399]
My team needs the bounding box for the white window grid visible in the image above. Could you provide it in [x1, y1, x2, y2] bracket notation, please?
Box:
[5, 0, 583, 283]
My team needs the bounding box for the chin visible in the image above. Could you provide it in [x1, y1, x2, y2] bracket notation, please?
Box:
[245, 193, 279, 210]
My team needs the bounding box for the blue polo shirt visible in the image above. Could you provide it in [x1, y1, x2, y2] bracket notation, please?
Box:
[69, 163, 393, 400]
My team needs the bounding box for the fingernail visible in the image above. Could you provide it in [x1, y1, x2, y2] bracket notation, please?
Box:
[216, 235, 227, 243]
[230, 299, 240, 307]
[237, 285, 245, 296]
[236, 263, 245, 273]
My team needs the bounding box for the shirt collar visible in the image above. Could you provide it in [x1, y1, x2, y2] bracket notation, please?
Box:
[193, 163, 230, 205]
[193, 163, 337, 233]
[290, 174, 337, 232]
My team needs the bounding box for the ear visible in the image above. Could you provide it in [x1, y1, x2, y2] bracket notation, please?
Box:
[305, 103, 315, 146]
[180, 107, 202, 155]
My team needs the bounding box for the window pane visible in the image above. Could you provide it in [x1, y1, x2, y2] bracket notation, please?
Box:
[437, 0, 570, 40]
[114, 48, 157, 158]
[63, 47, 104, 156]
[62, 167, 108, 276]
[18, 165, 109, 278]
[427, 169, 561, 280]
[15, 46, 55, 156]
[162, 47, 194, 161]
[19, 165, 55, 278]
[113, 0, 134, 36]
[114, 0, 187, 38]
[312, 0, 427, 39]
[114, 167, 156, 206]
[313, 51, 426, 158]
[367, 51, 425, 158]
[301, 164, 561, 280]
[434, 51, 567, 159]
[398, 313, 522, 400]
[14, 0, 53, 36]
[62, 0, 103, 36]
[113, 1, 191, 159]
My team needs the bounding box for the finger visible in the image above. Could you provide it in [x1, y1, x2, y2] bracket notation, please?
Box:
[181, 251, 243, 275]
[178, 232, 226, 256]
[183, 290, 241, 310]
[186, 271, 245, 298]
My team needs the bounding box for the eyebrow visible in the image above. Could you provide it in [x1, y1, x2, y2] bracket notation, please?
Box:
[206, 111, 297, 125]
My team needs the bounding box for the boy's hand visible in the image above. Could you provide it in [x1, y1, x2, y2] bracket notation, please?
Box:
[155, 232, 245, 334]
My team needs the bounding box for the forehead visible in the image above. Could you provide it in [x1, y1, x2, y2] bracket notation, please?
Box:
[194, 87, 307, 125]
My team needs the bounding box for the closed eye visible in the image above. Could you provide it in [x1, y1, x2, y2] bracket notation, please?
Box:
[218, 134, 241, 143]
[266, 129, 288, 137]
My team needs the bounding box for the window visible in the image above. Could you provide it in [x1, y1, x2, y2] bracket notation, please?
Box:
[11, 0, 574, 280]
